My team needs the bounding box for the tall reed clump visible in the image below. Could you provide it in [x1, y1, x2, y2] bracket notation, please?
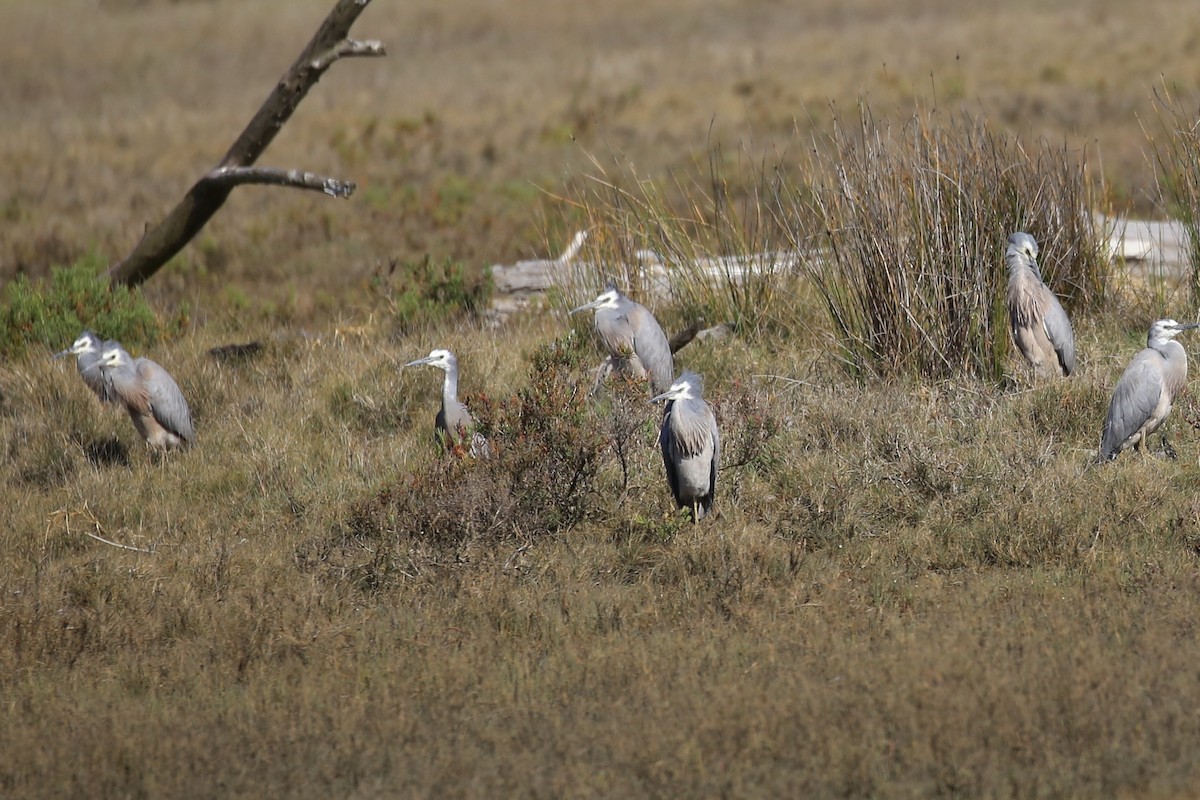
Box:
[557, 148, 811, 339]
[788, 103, 1109, 382]
[1145, 84, 1200, 303]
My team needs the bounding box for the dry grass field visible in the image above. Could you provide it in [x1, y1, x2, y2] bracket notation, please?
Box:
[7, 0, 1200, 796]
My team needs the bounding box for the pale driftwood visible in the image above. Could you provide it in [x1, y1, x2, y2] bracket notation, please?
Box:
[107, 0, 385, 286]
[492, 259, 570, 295]
[81, 529, 154, 554]
[48, 505, 155, 553]
[1102, 215, 1189, 273]
[491, 248, 807, 300]
[495, 216, 1192, 304]
[492, 231, 589, 294]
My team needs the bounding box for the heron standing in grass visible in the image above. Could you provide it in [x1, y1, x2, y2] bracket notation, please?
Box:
[651, 371, 719, 521]
[404, 349, 488, 457]
[1005, 232, 1076, 378]
[1099, 318, 1199, 461]
[92, 345, 194, 450]
[569, 285, 673, 395]
[54, 331, 120, 404]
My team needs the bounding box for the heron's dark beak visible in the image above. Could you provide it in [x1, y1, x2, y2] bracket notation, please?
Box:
[404, 357, 434, 368]
[1179, 323, 1200, 332]
[568, 299, 599, 315]
[648, 391, 672, 405]
[51, 349, 71, 360]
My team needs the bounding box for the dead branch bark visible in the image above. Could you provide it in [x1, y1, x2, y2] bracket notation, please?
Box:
[669, 319, 707, 354]
[202, 167, 358, 197]
[107, 0, 385, 286]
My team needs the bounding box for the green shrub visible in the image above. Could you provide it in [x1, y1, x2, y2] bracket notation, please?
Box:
[372, 254, 492, 334]
[0, 254, 166, 358]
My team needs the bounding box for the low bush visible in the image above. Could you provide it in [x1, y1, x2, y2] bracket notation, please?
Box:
[371, 254, 492, 334]
[342, 334, 608, 584]
[0, 254, 167, 358]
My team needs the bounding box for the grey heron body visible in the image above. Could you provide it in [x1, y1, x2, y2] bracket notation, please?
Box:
[1005, 232, 1076, 378]
[94, 346, 194, 449]
[569, 286, 673, 395]
[1099, 319, 1198, 461]
[405, 349, 488, 457]
[651, 371, 719, 521]
[54, 331, 120, 403]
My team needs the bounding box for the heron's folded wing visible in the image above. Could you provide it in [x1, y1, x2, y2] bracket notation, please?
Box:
[1042, 294, 1076, 375]
[659, 407, 682, 507]
[1101, 354, 1161, 453]
[77, 353, 111, 401]
[627, 304, 674, 394]
[708, 409, 720, 502]
[137, 359, 195, 442]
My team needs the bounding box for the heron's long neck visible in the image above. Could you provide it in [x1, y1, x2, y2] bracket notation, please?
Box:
[1157, 341, 1188, 394]
[1007, 268, 1047, 323]
[441, 367, 459, 410]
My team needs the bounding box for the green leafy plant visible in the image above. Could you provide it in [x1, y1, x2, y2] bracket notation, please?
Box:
[0, 254, 167, 358]
[372, 254, 492, 334]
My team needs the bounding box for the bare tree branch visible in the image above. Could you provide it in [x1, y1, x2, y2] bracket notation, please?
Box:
[204, 167, 356, 197]
[310, 38, 386, 71]
[669, 319, 707, 354]
[107, 0, 386, 286]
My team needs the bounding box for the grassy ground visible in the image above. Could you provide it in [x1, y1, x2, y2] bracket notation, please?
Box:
[8, 312, 1200, 796]
[6, 0, 1200, 796]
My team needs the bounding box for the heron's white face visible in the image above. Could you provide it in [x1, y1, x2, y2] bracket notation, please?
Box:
[97, 347, 128, 368]
[71, 334, 100, 354]
[406, 348, 455, 371]
[1149, 318, 1199, 345]
[591, 289, 620, 309]
[569, 288, 620, 315]
[54, 333, 100, 360]
[650, 378, 695, 404]
[1006, 234, 1038, 265]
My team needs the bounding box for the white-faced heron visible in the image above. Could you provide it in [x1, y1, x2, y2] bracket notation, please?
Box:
[569, 285, 673, 395]
[1099, 318, 1199, 461]
[404, 348, 488, 457]
[92, 345, 194, 450]
[650, 371, 719, 521]
[1005, 232, 1076, 378]
[54, 330, 120, 404]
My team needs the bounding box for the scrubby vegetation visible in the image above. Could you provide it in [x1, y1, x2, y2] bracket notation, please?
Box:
[8, 0, 1200, 797]
[0, 254, 171, 358]
[372, 254, 493, 334]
